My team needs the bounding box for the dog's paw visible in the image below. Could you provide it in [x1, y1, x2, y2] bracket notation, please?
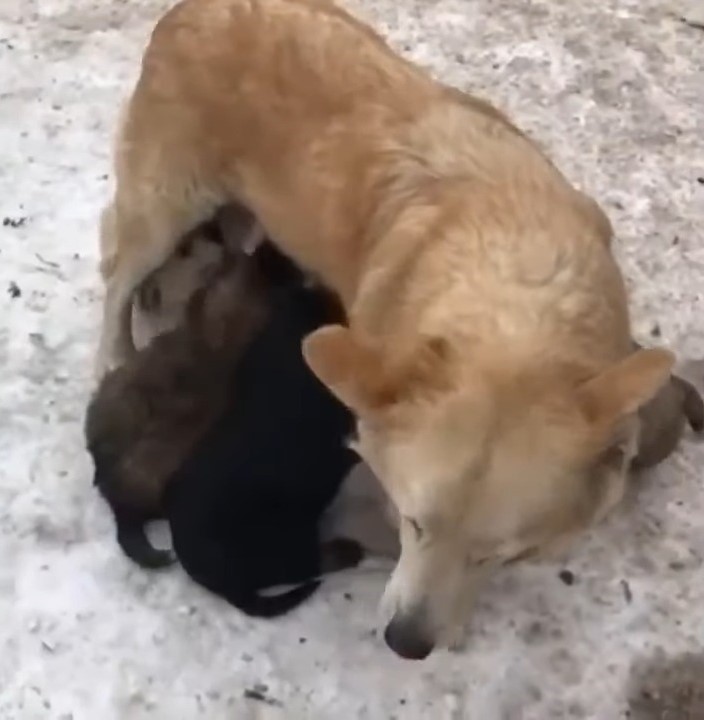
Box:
[320, 538, 365, 573]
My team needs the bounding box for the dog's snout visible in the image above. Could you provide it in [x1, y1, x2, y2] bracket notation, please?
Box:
[384, 612, 435, 660]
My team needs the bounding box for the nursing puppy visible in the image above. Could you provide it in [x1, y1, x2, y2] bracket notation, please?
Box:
[96, 0, 674, 657]
[164, 245, 362, 617]
[133, 205, 260, 347]
[87, 239, 362, 614]
[86, 247, 266, 568]
[133, 220, 226, 348]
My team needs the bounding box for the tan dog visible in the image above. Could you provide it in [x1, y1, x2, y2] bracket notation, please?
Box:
[97, 0, 674, 658]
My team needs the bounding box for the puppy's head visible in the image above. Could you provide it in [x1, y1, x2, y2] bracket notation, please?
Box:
[304, 326, 674, 659]
[134, 225, 226, 348]
[138, 225, 225, 315]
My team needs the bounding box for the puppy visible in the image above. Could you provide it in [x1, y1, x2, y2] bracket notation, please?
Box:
[133, 205, 260, 348]
[133, 220, 226, 348]
[164, 245, 362, 617]
[96, 0, 674, 656]
[88, 239, 362, 614]
[86, 249, 266, 568]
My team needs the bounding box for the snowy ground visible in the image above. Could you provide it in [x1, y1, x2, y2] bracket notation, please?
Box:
[1, 0, 703, 718]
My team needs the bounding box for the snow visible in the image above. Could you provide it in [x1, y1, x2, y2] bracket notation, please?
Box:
[1, 0, 702, 717]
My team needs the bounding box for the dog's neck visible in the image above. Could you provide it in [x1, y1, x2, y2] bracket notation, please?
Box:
[347, 178, 470, 353]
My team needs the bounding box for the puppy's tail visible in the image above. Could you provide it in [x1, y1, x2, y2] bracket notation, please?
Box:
[235, 581, 322, 618]
[92, 467, 175, 569]
[115, 514, 176, 570]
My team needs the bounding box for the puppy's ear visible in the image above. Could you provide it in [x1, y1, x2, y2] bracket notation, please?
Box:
[303, 325, 391, 413]
[577, 347, 675, 429]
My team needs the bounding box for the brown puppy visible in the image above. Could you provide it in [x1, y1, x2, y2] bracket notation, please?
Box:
[86, 255, 266, 566]
[96, 0, 674, 657]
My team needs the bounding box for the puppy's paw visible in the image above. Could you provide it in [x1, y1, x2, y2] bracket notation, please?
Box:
[320, 538, 364, 573]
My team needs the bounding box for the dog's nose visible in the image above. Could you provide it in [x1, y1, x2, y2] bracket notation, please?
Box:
[384, 613, 435, 660]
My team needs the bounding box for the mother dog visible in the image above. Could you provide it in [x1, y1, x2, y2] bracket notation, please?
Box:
[97, 0, 674, 659]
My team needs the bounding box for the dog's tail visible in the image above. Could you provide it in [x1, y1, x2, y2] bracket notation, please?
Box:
[92, 467, 175, 569]
[674, 376, 704, 432]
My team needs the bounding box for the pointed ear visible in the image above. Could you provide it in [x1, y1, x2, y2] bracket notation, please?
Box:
[302, 325, 391, 413]
[577, 347, 675, 427]
[303, 325, 453, 414]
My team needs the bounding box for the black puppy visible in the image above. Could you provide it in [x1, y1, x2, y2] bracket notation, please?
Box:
[164, 243, 363, 616]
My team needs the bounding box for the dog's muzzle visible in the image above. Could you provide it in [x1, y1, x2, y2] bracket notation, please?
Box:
[383, 607, 435, 660]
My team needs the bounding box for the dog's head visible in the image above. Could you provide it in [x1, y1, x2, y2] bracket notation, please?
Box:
[304, 326, 674, 659]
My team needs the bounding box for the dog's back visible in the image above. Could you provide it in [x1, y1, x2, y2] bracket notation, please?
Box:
[165, 259, 359, 616]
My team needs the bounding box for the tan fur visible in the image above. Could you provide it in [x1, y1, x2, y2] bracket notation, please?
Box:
[98, 0, 675, 656]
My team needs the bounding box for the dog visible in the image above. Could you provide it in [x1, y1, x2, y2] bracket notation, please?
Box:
[96, 0, 674, 657]
[164, 245, 363, 617]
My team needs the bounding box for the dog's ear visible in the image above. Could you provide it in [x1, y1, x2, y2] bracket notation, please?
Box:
[303, 325, 451, 414]
[576, 347, 675, 429]
[303, 325, 391, 413]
